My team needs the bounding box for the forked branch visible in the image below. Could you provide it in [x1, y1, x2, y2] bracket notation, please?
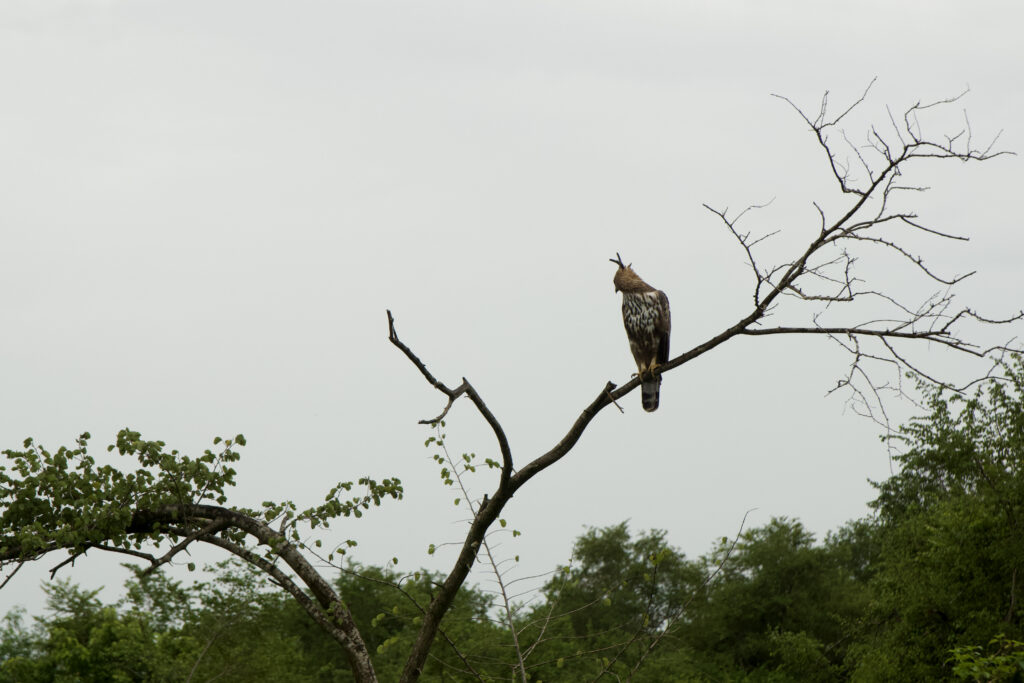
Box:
[388, 83, 1021, 681]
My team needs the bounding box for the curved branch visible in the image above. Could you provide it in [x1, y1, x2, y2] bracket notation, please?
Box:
[142, 518, 230, 576]
[129, 504, 379, 682]
[199, 533, 357, 653]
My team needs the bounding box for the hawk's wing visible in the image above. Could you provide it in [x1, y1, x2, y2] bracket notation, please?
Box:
[655, 290, 671, 365]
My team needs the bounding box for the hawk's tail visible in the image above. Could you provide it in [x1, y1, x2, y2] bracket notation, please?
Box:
[641, 376, 661, 412]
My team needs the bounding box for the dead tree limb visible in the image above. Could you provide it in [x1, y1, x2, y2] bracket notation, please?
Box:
[390, 83, 1021, 681]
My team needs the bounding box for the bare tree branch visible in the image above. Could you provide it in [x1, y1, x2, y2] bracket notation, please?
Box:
[0, 561, 24, 590]
[388, 83, 1022, 679]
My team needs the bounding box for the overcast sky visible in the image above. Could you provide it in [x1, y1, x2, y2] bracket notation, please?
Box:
[3, 1, 1024, 618]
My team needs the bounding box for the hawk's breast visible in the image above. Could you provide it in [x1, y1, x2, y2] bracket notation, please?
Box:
[622, 291, 661, 338]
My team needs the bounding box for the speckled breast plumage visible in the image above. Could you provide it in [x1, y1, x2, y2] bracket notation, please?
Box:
[622, 291, 661, 340]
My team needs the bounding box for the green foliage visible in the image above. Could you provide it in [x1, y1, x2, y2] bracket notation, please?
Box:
[1, 427, 402, 573]
[521, 522, 706, 680]
[258, 477, 404, 558]
[678, 517, 871, 680]
[0, 430, 242, 562]
[950, 634, 1024, 682]
[7, 360, 1024, 681]
[767, 629, 836, 682]
[872, 359, 1024, 524]
[850, 359, 1024, 679]
[0, 560, 508, 682]
[329, 563, 509, 680]
[0, 428, 405, 680]
[0, 578, 197, 682]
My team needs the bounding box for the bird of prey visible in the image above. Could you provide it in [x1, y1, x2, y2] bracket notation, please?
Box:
[611, 254, 671, 412]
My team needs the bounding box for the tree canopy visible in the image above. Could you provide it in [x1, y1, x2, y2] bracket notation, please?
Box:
[13, 357, 1024, 680]
[2, 349, 1023, 680]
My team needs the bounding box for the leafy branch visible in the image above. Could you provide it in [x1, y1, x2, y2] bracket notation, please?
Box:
[0, 431, 403, 682]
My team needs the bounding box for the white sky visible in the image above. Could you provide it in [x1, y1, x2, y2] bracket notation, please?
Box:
[2, 1, 1024, 618]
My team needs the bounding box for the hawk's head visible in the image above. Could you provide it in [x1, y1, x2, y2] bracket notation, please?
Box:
[610, 253, 650, 294]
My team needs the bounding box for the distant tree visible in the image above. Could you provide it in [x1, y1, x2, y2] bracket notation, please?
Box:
[2, 84, 1020, 682]
[508, 518, 874, 681]
[0, 578, 195, 683]
[670, 517, 872, 681]
[0, 559, 506, 682]
[515, 522, 706, 680]
[849, 356, 1024, 680]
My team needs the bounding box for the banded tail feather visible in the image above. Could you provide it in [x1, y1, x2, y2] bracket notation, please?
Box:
[641, 376, 661, 412]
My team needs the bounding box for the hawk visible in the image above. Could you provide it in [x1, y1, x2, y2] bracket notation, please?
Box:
[611, 254, 671, 412]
